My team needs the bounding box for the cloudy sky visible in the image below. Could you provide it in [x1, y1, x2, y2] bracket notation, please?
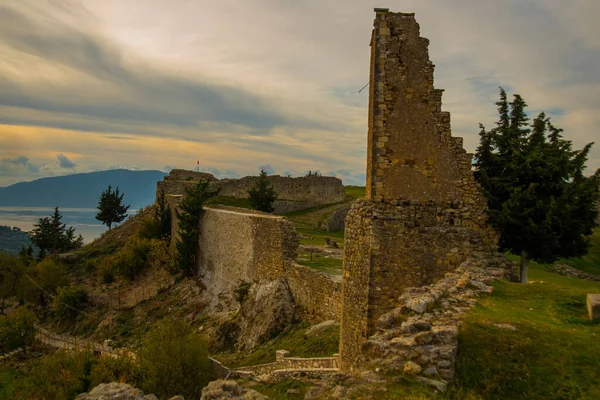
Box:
[1, 0, 598, 187]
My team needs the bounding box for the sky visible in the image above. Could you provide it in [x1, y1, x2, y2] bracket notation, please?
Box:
[1, 0, 599, 187]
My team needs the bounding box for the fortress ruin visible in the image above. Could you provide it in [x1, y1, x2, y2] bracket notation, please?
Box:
[339, 9, 498, 371]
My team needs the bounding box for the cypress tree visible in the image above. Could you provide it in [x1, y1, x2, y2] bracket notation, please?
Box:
[247, 170, 278, 213]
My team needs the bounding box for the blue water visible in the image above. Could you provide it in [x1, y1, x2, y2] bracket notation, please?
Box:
[0, 207, 138, 244]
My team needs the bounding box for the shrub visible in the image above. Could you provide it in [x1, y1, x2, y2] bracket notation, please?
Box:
[20, 258, 68, 306]
[139, 319, 210, 399]
[98, 236, 153, 281]
[54, 285, 89, 320]
[0, 308, 37, 354]
[148, 239, 173, 272]
[90, 353, 140, 388]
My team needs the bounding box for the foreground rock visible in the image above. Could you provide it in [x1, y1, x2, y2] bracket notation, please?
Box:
[236, 278, 296, 350]
[201, 380, 266, 400]
[554, 264, 600, 282]
[76, 383, 158, 400]
[588, 294, 600, 320]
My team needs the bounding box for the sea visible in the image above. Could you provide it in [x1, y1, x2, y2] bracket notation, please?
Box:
[0, 207, 138, 244]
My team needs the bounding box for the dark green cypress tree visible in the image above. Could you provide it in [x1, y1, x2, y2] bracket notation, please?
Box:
[247, 170, 278, 213]
[474, 88, 600, 282]
[95, 185, 130, 230]
[176, 181, 219, 276]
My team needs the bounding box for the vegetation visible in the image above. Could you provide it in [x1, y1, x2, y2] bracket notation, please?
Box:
[54, 285, 89, 321]
[176, 180, 219, 276]
[0, 226, 31, 255]
[0, 308, 37, 355]
[450, 262, 600, 399]
[474, 88, 600, 282]
[305, 170, 322, 177]
[22, 258, 68, 306]
[0, 253, 26, 314]
[139, 189, 171, 241]
[248, 169, 277, 213]
[29, 207, 83, 259]
[234, 280, 252, 307]
[139, 319, 210, 400]
[98, 236, 160, 281]
[96, 185, 130, 230]
[558, 228, 600, 276]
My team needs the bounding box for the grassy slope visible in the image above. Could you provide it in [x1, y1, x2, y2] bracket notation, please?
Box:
[0, 366, 20, 400]
[558, 228, 600, 276]
[450, 263, 600, 399]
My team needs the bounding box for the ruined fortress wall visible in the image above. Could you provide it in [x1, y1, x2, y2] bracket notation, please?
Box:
[339, 9, 498, 372]
[285, 264, 341, 323]
[158, 171, 346, 206]
[365, 10, 490, 235]
[198, 207, 298, 291]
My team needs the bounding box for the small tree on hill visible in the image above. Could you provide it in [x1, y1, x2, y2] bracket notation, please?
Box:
[474, 88, 600, 283]
[29, 207, 83, 258]
[96, 185, 130, 230]
[176, 180, 219, 276]
[248, 170, 277, 213]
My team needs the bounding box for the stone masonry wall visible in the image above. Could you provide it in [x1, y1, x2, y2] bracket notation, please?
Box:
[286, 263, 341, 323]
[198, 207, 298, 293]
[157, 170, 347, 214]
[339, 9, 499, 372]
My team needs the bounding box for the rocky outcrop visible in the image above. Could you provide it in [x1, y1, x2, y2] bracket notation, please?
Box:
[362, 255, 513, 390]
[76, 383, 158, 400]
[200, 380, 266, 400]
[236, 278, 296, 350]
[553, 264, 600, 282]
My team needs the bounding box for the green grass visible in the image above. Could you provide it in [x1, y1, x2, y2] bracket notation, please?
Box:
[296, 251, 343, 276]
[450, 264, 600, 399]
[295, 227, 344, 248]
[214, 322, 339, 369]
[345, 185, 366, 199]
[0, 366, 21, 400]
[557, 228, 600, 276]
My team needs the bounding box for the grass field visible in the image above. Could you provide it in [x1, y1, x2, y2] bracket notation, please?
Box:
[450, 263, 600, 399]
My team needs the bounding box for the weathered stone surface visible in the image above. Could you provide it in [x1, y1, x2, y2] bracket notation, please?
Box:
[403, 360, 422, 375]
[200, 380, 266, 400]
[587, 294, 600, 320]
[416, 376, 448, 392]
[555, 264, 600, 282]
[236, 278, 296, 350]
[75, 383, 158, 400]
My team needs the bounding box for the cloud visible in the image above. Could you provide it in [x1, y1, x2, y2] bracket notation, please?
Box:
[56, 153, 76, 169]
[258, 164, 275, 175]
[0, 156, 41, 176]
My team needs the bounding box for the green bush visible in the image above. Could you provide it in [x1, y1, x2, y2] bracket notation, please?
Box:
[98, 236, 153, 281]
[90, 353, 140, 388]
[54, 285, 89, 320]
[21, 258, 68, 305]
[0, 308, 37, 354]
[139, 319, 210, 399]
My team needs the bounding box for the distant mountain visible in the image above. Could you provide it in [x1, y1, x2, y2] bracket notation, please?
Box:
[0, 169, 167, 208]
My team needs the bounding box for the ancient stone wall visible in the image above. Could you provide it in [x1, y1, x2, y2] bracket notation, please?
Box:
[157, 171, 347, 214]
[197, 207, 298, 293]
[233, 351, 338, 376]
[339, 9, 498, 372]
[286, 263, 341, 323]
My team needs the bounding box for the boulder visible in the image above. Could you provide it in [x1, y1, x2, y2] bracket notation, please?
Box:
[236, 278, 296, 350]
[587, 294, 600, 320]
[76, 383, 158, 400]
[403, 360, 422, 375]
[200, 380, 266, 400]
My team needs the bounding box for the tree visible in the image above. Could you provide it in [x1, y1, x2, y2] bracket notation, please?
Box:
[139, 189, 172, 241]
[0, 253, 25, 314]
[474, 88, 600, 283]
[247, 170, 277, 213]
[176, 180, 219, 276]
[29, 207, 83, 258]
[305, 170, 322, 177]
[96, 185, 130, 230]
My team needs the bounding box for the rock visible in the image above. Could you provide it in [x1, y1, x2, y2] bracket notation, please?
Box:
[403, 361, 422, 375]
[319, 206, 350, 232]
[200, 380, 266, 400]
[168, 397, 185, 400]
[76, 383, 158, 400]
[493, 323, 516, 330]
[423, 366, 438, 376]
[406, 296, 434, 314]
[414, 331, 433, 345]
[325, 237, 339, 248]
[439, 368, 455, 380]
[329, 385, 347, 398]
[416, 376, 448, 392]
[236, 278, 296, 350]
[588, 294, 600, 320]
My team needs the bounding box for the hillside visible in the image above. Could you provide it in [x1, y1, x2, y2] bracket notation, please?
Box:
[0, 226, 31, 254]
[0, 169, 167, 208]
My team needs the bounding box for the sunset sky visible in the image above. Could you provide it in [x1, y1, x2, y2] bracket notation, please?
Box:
[1, 0, 599, 187]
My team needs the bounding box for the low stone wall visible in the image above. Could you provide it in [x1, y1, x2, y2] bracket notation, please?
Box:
[208, 357, 232, 380]
[234, 350, 338, 377]
[286, 263, 341, 323]
[363, 255, 513, 388]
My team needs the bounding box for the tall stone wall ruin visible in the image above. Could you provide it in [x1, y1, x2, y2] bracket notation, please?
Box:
[339, 9, 498, 372]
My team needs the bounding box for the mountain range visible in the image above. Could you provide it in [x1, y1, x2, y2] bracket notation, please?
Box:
[0, 169, 167, 208]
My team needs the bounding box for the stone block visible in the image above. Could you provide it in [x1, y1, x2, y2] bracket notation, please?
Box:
[587, 294, 600, 320]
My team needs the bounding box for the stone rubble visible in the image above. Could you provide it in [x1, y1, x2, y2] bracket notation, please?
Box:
[362, 255, 513, 391]
[200, 380, 266, 400]
[75, 383, 158, 400]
